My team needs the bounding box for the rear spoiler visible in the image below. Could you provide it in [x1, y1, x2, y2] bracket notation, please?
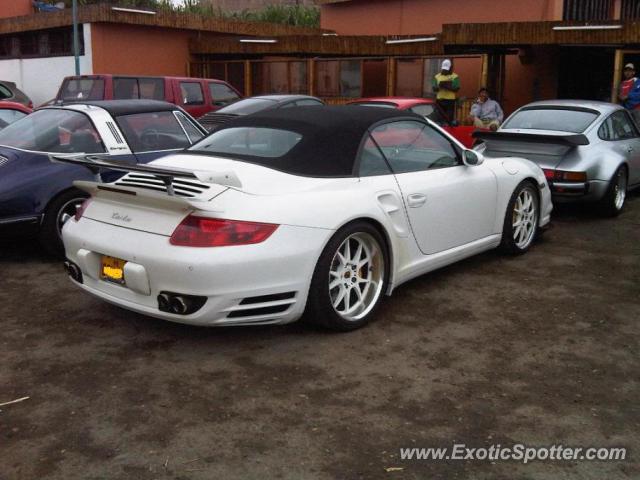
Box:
[472, 131, 589, 146]
[49, 154, 242, 195]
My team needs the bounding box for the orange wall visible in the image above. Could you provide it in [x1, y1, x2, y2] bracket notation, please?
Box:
[91, 24, 193, 76]
[322, 0, 563, 34]
[0, 0, 33, 19]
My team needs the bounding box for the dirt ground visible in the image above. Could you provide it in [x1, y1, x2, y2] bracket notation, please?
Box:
[1, 194, 639, 480]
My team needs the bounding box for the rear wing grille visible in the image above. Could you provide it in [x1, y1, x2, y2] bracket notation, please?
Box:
[198, 113, 238, 131]
[49, 154, 242, 196]
[115, 173, 210, 198]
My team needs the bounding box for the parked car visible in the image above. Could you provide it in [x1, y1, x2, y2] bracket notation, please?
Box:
[347, 97, 480, 148]
[0, 101, 32, 130]
[474, 100, 640, 216]
[198, 95, 324, 131]
[0, 100, 206, 255]
[56, 106, 551, 331]
[0, 80, 33, 109]
[55, 75, 242, 118]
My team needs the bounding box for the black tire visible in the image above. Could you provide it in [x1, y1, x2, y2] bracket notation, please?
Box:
[500, 180, 540, 255]
[304, 221, 389, 332]
[38, 189, 88, 257]
[598, 165, 627, 217]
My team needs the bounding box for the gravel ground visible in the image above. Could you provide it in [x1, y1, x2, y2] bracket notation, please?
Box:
[1, 194, 639, 480]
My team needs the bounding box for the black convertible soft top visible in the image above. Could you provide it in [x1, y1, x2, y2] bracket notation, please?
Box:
[195, 105, 422, 177]
[54, 100, 181, 116]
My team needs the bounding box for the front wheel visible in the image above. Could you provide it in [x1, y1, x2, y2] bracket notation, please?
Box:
[500, 181, 539, 255]
[38, 189, 88, 257]
[598, 166, 627, 217]
[304, 222, 389, 331]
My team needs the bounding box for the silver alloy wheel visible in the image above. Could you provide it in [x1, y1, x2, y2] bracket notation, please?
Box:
[512, 187, 537, 250]
[56, 197, 84, 237]
[613, 168, 627, 211]
[328, 232, 385, 321]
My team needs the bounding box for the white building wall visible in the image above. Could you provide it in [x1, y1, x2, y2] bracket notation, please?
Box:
[0, 23, 93, 107]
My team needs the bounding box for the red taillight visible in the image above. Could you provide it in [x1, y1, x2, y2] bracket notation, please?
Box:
[28, 101, 33, 109]
[74, 198, 92, 221]
[170, 215, 278, 247]
[541, 169, 587, 182]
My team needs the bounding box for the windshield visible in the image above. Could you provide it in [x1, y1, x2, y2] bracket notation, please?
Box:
[59, 78, 105, 101]
[502, 108, 599, 133]
[217, 98, 278, 115]
[0, 109, 105, 153]
[189, 127, 302, 159]
[116, 111, 195, 153]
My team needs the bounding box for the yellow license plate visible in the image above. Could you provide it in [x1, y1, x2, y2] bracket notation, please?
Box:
[101, 255, 126, 284]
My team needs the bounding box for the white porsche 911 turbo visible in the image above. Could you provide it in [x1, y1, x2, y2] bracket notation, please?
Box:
[55, 106, 552, 331]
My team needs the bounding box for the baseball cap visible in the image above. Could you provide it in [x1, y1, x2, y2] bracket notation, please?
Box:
[441, 59, 452, 70]
[624, 63, 635, 70]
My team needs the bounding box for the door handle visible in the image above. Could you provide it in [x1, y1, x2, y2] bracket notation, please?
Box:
[407, 193, 427, 208]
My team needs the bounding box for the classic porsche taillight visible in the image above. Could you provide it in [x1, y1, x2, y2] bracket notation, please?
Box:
[74, 198, 92, 221]
[542, 169, 587, 182]
[169, 215, 278, 247]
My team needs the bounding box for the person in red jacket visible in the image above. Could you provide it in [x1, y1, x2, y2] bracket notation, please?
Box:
[619, 64, 640, 125]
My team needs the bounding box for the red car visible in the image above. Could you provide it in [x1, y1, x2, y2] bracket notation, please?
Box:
[0, 101, 32, 130]
[55, 75, 242, 119]
[348, 97, 479, 148]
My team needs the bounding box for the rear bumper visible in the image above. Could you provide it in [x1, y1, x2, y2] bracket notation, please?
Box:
[550, 179, 608, 203]
[62, 217, 332, 326]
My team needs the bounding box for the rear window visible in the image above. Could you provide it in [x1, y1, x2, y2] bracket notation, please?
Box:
[59, 78, 105, 101]
[0, 109, 104, 153]
[0, 109, 27, 129]
[502, 108, 598, 133]
[113, 77, 165, 100]
[351, 102, 398, 109]
[209, 82, 239, 107]
[189, 127, 302, 159]
[116, 111, 192, 153]
[217, 98, 277, 115]
[0, 84, 13, 100]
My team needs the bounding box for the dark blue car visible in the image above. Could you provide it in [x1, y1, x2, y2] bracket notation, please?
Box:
[0, 100, 206, 254]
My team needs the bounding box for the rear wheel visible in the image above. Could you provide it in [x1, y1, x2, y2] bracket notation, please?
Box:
[500, 181, 539, 255]
[38, 189, 87, 257]
[305, 222, 388, 331]
[598, 166, 627, 217]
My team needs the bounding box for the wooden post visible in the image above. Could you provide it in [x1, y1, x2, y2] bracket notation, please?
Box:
[613, 0, 622, 20]
[612, 49, 623, 104]
[388, 57, 396, 96]
[308, 58, 315, 96]
[244, 60, 252, 97]
[480, 54, 488, 89]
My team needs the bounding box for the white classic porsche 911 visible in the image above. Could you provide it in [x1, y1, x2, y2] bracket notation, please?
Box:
[55, 106, 552, 331]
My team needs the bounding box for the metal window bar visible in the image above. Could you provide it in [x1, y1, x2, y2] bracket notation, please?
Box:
[563, 0, 613, 20]
[621, 0, 640, 19]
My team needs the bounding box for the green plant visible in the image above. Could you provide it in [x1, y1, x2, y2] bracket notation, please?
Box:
[63, 0, 320, 28]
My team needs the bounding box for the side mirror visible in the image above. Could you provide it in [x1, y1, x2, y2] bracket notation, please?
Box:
[463, 150, 484, 166]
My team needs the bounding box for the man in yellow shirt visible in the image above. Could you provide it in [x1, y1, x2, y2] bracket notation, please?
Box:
[432, 59, 460, 122]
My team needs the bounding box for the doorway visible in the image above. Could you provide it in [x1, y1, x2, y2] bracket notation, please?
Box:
[557, 47, 615, 101]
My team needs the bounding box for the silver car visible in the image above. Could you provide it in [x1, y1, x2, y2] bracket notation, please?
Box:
[475, 100, 640, 216]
